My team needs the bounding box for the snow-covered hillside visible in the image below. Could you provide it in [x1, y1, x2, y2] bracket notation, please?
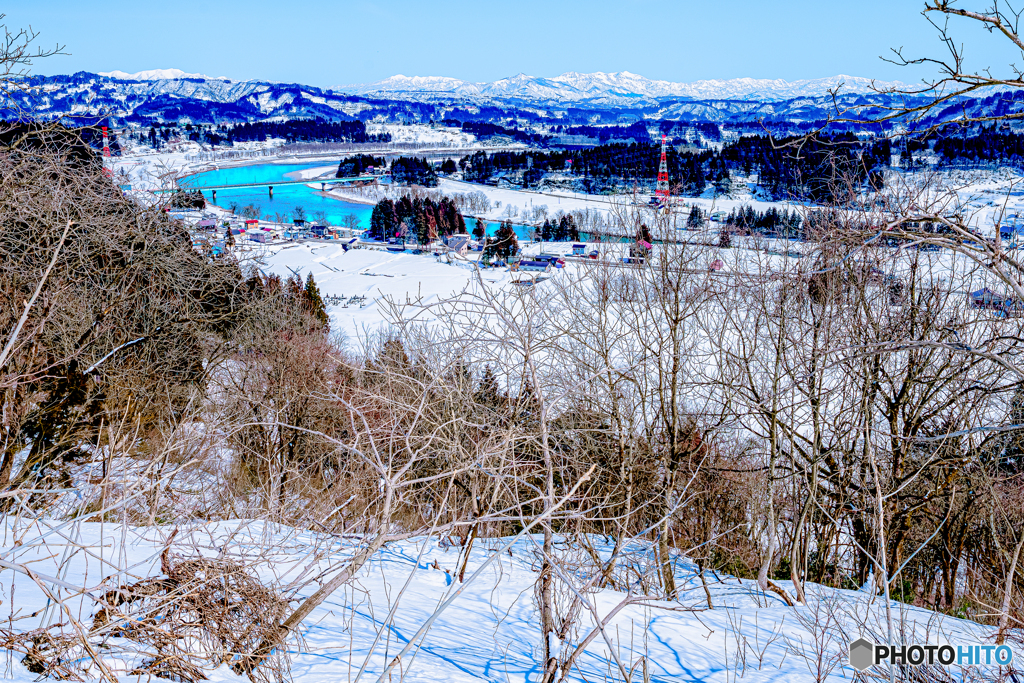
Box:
[1, 519, 1015, 683]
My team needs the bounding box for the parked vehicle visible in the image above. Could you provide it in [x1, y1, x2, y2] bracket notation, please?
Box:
[534, 253, 566, 268]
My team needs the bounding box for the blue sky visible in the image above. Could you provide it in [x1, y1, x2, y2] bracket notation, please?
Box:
[8, 1, 1020, 86]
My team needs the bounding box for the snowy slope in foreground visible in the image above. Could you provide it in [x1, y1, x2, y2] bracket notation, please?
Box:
[0, 520, 1014, 682]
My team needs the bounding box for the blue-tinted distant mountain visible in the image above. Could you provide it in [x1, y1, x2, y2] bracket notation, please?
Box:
[98, 68, 224, 81]
[336, 71, 906, 104]
[12, 71, 375, 125]
[7, 69, 1016, 130]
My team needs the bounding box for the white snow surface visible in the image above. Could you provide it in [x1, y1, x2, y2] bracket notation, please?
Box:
[255, 243, 500, 344]
[0, 520, 1015, 682]
[99, 68, 225, 81]
[337, 71, 905, 102]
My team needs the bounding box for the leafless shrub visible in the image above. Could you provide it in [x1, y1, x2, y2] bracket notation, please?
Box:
[93, 539, 288, 683]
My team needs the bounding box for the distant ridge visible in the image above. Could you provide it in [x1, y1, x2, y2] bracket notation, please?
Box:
[98, 68, 226, 81]
[25, 68, 989, 128]
[335, 70, 906, 102]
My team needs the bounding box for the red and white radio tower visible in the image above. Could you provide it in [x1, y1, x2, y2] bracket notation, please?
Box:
[100, 125, 114, 178]
[655, 133, 670, 202]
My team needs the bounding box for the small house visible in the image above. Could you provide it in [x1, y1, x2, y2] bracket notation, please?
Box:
[198, 218, 217, 231]
[447, 235, 471, 256]
[513, 260, 552, 274]
[1001, 221, 1024, 243]
[244, 219, 260, 229]
[293, 218, 307, 227]
[247, 232, 268, 244]
[970, 287, 1009, 309]
[571, 243, 586, 256]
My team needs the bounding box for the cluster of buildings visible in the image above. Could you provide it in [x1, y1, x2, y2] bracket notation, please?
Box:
[388, 232, 477, 256]
[172, 210, 365, 254]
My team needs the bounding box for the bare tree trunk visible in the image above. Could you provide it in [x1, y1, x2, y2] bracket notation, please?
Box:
[996, 536, 1024, 645]
[790, 495, 811, 605]
[758, 315, 786, 596]
[534, 357, 559, 683]
[233, 533, 389, 677]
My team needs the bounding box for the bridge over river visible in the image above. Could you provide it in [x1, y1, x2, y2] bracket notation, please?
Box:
[158, 174, 378, 200]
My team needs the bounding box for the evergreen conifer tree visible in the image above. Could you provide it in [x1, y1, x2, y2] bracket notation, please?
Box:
[424, 166, 439, 187]
[304, 273, 329, 329]
[491, 220, 518, 261]
[556, 215, 578, 241]
[566, 214, 579, 241]
[541, 219, 553, 242]
[687, 206, 704, 228]
[415, 210, 430, 245]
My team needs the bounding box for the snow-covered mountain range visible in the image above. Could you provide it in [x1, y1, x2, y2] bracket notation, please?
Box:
[337, 71, 904, 102]
[98, 68, 224, 81]
[9, 68, 1008, 130]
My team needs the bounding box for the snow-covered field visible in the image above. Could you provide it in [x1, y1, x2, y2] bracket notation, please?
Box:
[1, 519, 1015, 683]
[254, 242, 505, 343]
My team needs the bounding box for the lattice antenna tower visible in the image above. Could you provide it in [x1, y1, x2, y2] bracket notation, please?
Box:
[656, 133, 670, 201]
[99, 124, 115, 178]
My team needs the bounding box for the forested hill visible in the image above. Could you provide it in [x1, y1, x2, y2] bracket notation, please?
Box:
[217, 120, 388, 144]
[458, 134, 892, 203]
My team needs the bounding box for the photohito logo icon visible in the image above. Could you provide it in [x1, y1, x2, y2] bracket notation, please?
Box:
[848, 637, 875, 671]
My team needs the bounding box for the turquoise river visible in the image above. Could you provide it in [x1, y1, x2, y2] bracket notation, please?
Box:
[181, 160, 533, 240]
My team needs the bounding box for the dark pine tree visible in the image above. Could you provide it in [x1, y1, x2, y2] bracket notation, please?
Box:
[369, 198, 398, 240]
[687, 206, 704, 228]
[486, 220, 519, 261]
[303, 273, 329, 329]
[541, 218, 553, 242]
